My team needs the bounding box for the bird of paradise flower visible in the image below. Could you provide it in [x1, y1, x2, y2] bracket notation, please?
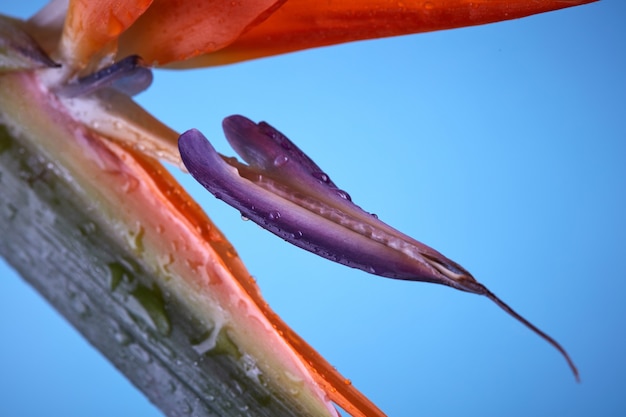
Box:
[0, 1, 596, 416]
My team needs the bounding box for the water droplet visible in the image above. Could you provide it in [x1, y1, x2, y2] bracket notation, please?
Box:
[191, 321, 224, 355]
[78, 221, 97, 236]
[284, 371, 303, 383]
[336, 189, 352, 201]
[129, 343, 152, 363]
[268, 210, 281, 220]
[371, 213, 379, 219]
[240, 213, 249, 221]
[273, 154, 289, 167]
[128, 225, 145, 254]
[181, 400, 193, 415]
[71, 297, 90, 317]
[122, 176, 139, 193]
[312, 171, 330, 183]
[293, 230, 303, 239]
[114, 328, 132, 346]
[149, 333, 175, 358]
[226, 247, 237, 258]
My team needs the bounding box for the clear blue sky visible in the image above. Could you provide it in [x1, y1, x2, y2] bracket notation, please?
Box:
[2, 1, 624, 416]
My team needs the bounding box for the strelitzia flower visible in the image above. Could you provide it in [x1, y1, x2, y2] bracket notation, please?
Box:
[0, 1, 595, 416]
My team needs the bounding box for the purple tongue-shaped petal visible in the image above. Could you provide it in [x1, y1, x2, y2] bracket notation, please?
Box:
[56, 55, 153, 98]
[178, 116, 579, 380]
[222, 115, 471, 285]
[223, 115, 344, 199]
[179, 128, 443, 282]
[223, 116, 331, 180]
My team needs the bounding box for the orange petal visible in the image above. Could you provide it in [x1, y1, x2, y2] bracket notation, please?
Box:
[117, 0, 286, 66]
[172, 0, 597, 67]
[60, 0, 153, 69]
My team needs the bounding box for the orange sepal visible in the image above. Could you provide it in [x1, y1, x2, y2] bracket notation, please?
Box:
[172, 0, 597, 67]
[117, 0, 286, 66]
[60, 0, 153, 68]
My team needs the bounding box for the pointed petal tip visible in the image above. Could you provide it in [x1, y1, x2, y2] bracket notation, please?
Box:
[171, 0, 599, 68]
[482, 287, 580, 381]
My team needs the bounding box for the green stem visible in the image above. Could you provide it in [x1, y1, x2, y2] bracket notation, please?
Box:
[0, 102, 330, 417]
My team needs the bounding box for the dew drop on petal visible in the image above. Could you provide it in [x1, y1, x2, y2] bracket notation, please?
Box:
[273, 154, 289, 167]
[312, 171, 330, 183]
[129, 343, 152, 363]
[336, 189, 352, 201]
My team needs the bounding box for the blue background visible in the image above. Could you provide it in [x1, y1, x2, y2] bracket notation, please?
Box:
[1, 1, 624, 416]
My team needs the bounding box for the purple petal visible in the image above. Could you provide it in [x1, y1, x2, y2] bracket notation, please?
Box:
[221, 115, 477, 291]
[57, 55, 153, 97]
[223, 116, 329, 180]
[178, 118, 579, 380]
[178, 128, 446, 282]
[223, 115, 343, 199]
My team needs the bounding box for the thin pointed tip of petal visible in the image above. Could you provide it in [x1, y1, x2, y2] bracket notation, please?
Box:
[483, 288, 580, 381]
[172, 0, 599, 68]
